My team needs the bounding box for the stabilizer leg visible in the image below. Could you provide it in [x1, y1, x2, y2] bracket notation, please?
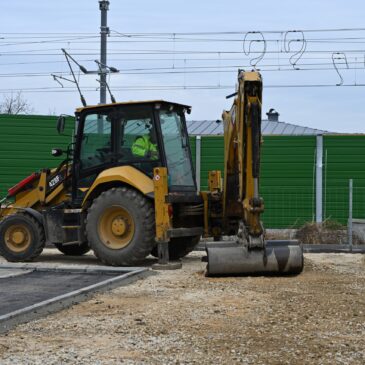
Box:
[152, 241, 182, 270]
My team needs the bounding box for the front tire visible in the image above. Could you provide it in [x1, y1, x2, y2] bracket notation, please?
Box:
[0, 213, 45, 262]
[86, 187, 155, 266]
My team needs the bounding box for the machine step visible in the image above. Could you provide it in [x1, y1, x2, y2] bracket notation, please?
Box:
[63, 208, 83, 214]
[62, 225, 81, 229]
[61, 241, 82, 246]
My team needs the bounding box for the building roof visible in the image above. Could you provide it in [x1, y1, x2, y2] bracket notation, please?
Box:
[186, 119, 330, 136]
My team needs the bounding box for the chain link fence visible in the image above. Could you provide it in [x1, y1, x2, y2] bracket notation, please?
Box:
[261, 187, 315, 229]
[262, 185, 365, 227]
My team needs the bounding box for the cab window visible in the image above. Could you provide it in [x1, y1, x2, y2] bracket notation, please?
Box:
[80, 113, 111, 170]
[117, 107, 160, 176]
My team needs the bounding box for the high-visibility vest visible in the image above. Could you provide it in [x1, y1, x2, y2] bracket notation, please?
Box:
[131, 135, 158, 159]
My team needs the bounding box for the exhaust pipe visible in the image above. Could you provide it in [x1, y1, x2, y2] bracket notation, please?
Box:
[206, 240, 304, 276]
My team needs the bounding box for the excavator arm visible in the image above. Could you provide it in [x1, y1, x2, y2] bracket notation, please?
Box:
[222, 71, 264, 247]
[205, 70, 304, 276]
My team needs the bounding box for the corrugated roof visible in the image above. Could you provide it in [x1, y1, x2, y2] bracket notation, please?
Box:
[187, 119, 330, 136]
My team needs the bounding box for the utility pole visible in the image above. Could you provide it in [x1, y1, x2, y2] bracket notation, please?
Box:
[54, 0, 117, 115]
[99, 0, 110, 105]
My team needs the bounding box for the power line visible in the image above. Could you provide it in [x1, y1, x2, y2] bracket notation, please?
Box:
[0, 56, 364, 78]
[2, 49, 365, 57]
[2, 83, 365, 94]
[0, 55, 364, 67]
[0, 36, 99, 47]
[6, 36, 365, 45]
[0, 65, 362, 78]
[2, 27, 365, 97]
[3, 28, 365, 35]
[111, 28, 365, 36]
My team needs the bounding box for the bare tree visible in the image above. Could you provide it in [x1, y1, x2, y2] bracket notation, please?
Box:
[0, 92, 34, 115]
[47, 107, 57, 116]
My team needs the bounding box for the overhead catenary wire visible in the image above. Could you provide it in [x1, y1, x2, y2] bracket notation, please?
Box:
[0, 64, 360, 78]
[2, 28, 365, 47]
[5, 36, 365, 45]
[1, 55, 365, 67]
[4, 49, 365, 57]
[0, 36, 100, 47]
[2, 27, 365, 35]
[2, 83, 365, 94]
[2, 27, 365, 94]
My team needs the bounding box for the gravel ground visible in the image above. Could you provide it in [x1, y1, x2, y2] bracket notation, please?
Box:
[0, 251, 364, 365]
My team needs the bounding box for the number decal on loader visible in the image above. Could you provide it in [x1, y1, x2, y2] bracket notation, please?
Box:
[48, 175, 61, 189]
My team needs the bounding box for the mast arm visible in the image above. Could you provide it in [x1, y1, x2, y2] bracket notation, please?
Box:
[222, 71, 265, 247]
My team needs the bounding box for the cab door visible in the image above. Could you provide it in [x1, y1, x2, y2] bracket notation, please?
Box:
[73, 112, 113, 200]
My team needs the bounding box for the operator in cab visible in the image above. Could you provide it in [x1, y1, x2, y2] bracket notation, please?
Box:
[131, 127, 159, 160]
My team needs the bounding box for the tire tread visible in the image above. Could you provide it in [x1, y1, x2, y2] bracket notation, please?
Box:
[86, 187, 155, 266]
[0, 212, 45, 262]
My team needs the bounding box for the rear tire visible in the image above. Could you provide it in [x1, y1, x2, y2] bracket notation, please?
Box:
[86, 187, 155, 266]
[0, 213, 45, 262]
[151, 235, 200, 260]
[55, 242, 90, 256]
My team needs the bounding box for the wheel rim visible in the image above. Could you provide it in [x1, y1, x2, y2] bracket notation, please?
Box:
[97, 205, 135, 250]
[4, 224, 32, 253]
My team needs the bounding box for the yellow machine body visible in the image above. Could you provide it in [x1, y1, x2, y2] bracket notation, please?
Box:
[222, 71, 264, 241]
[204, 70, 304, 275]
[0, 77, 303, 275]
[1, 166, 154, 216]
[81, 166, 154, 205]
[1, 170, 68, 217]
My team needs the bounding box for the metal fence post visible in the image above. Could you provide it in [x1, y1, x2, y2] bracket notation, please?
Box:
[316, 135, 323, 223]
[195, 136, 201, 191]
[348, 179, 353, 251]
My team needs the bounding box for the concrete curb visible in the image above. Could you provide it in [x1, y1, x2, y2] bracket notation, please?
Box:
[0, 267, 151, 334]
[0, 262, 145, 274]
[302, 244, 365, 254]
[196, 242, 365, 254]
[0, 269, 34, 279]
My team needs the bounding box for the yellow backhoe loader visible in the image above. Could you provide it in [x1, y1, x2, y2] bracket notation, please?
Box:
[0, 71, 303, 275]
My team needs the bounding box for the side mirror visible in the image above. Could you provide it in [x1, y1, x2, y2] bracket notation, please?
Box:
[56, 115, 66, 134]
[51, 148, 64, 157]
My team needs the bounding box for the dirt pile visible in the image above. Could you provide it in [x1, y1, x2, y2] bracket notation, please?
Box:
[295, 221, 365, 245]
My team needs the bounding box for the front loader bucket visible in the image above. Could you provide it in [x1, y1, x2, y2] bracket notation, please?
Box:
[206, 240, 304, 276]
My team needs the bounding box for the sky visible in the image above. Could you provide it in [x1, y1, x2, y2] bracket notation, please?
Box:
[2, 0, 365, 133]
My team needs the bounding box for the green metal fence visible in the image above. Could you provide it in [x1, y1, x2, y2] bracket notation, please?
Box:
[324, 135, 365, 224]
[193, 135, 317, 228]
[260, 136, 316, 228]
[0, 114, 73, 198]
[1, 114, 365, 229]
[199, 136, 224, 191]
